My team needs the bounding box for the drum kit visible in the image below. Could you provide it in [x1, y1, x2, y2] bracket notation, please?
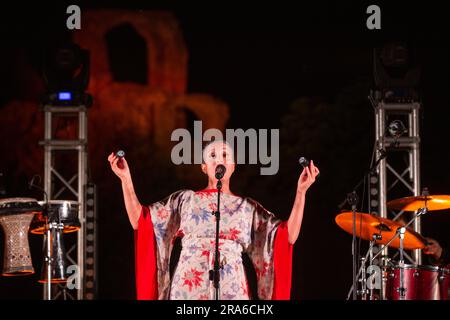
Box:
[0, 197, 80, 284]
[336, 194, 450, 300]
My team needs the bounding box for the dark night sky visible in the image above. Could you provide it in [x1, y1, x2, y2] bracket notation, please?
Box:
[1, 1, 450, 300]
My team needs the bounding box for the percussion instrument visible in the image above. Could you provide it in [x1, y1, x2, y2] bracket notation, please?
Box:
[30, 200, 80, 234]
[387, 195, 450, 212]
[39, 222, 68, 283]
[440, 267, 450, 300]
[335, 212, 426, 250]
[385, 264, 449, 300]
[0, 198, 42, 276]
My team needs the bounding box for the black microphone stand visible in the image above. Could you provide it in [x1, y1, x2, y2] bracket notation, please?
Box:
[339, 149, 386, 300]
[0, 172, 6, 195]
[210, 178, 222, 300]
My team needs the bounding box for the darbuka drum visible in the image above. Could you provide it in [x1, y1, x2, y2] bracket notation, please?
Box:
[30, 200, 80, 234]
[385, 264, 444, 300]
[0, 198, 42, 276]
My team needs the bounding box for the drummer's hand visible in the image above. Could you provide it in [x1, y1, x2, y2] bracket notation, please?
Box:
[423, 238, 443, 260]
[297, 160, 319, 194]
[108, 152, 131, 182]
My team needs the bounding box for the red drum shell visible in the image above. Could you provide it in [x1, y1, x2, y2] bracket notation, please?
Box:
[385, 264, 442, 300]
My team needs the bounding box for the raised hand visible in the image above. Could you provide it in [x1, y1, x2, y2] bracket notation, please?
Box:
[108, 152, 131, 182]
[297, 160, 319, 194]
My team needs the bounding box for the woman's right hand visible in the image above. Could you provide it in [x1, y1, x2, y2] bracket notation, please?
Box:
[108, 152, 131, 182]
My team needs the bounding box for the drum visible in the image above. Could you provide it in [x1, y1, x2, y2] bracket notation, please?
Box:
[0, 198, 42, 276]
[385, 264, 444, 300]
[439, 268, 450, 300]
[30, 200, 80, 234]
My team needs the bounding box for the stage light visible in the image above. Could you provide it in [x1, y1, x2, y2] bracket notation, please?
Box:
[42, 42, 92, 106]
[58, 92, 72, 101]
[373, 41, 421, 102]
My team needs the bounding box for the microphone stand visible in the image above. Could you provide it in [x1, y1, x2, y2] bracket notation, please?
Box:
[210, 178, 222, 300]
[45, 212, 52, 300]
[29, 175, 52, 300]
[0, 172, 6, 195]
[339, 149, 386, 300]
[346, 233, 382, 300]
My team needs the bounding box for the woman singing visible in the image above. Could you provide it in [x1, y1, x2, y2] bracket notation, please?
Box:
[108, 140, 319, 300]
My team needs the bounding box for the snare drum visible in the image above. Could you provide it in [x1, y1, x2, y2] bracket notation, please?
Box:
[0, 198, 42, 276]
[30, 200, 80, 234]
[385, 264, 443, 300]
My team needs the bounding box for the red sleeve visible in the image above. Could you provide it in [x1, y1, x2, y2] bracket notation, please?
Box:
[271, 221, 294, 300]
[134, 206, 158, 300]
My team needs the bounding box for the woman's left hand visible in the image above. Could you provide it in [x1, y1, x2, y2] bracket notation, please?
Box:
[297, 160, 320, 194]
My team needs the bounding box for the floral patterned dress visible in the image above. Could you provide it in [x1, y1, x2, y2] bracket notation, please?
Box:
[135, 189, 293, 300]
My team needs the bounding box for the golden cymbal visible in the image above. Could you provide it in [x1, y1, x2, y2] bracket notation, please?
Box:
[387, 195, 450, 212]
[335, 212, 426, 250]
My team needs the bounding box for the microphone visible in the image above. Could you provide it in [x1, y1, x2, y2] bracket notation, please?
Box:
[299, 157, 310, 168]
[115, 150, 125, 158]
[388, 120, 407, 138]
[215, 165, 226, 180]
[28, 175, 39, 190]
[28, 175, 49, 204]
[115, 150, 125, 169]
[299, 157, 320, 178]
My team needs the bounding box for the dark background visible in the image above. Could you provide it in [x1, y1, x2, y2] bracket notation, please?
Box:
[0, 1, 449, 299]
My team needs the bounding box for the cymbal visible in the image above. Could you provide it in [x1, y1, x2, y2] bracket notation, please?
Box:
[387, 195, 450, 212]
[335, 212, 426, 250]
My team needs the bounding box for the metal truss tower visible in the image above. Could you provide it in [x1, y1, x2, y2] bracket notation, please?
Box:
[372, 97, 422, 265]
[40, 103, 97, 300]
